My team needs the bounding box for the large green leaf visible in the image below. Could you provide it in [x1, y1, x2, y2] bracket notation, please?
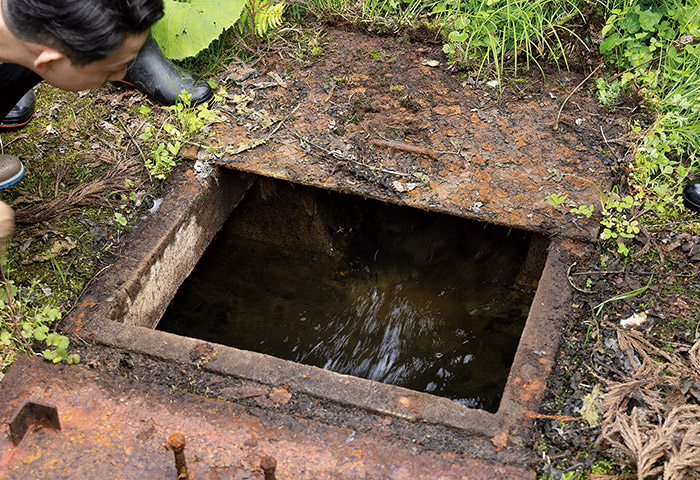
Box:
[152, 0, 246, 60]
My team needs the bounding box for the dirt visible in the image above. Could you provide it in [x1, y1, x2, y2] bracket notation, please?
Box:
[1, 20, 699, 478]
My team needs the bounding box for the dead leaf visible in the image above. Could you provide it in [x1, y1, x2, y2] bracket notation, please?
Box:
[620, 311, 648, 328]
[577, 384, 604, 427]
[491, 431, 508, 451]
[433, 105, 461, 115]
[391, 181, 419, 193]
[31, 237, 77, 263]
[268, 387, 292, 406]
[226, 137, 268, 154]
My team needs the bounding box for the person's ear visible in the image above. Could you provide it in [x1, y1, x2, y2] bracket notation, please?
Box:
[33, 47, 65, 74]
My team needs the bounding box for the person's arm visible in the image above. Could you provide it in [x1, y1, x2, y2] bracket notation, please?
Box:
[0, 201, 15, 247]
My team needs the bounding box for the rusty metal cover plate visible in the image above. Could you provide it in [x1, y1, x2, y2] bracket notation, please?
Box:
[0, 356, 535, 479]
[204, 27, 620, 241]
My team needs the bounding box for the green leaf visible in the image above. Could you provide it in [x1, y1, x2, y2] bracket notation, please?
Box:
[42, 349, 57, 361]
[600, 34, 623, 54]
[33, 325, 49, 341]
[57, 336, 69, 351]
[639, 10, 662, 31]
[0, 281, 18, 303]
[621, 14, 640, 34]
[0, 330, 11, 345]
[152, 0, 247, 60]
[46, 332, 62, 347]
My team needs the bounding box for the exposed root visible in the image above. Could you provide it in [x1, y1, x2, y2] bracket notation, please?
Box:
[15, 158, 138, 224]
[596, 328, 700, 479]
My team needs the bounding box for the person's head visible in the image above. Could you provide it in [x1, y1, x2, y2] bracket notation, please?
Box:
[1, 0, 164, 90]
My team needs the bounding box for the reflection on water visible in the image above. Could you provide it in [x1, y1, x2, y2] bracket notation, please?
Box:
[159, 181, 539, 412]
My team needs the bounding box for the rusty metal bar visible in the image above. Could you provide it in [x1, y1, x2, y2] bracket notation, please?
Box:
[7, 400, 61, 446]
[166, 432, 191, 480]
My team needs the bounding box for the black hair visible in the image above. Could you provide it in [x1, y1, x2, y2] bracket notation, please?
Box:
[2, 0, 164, 66]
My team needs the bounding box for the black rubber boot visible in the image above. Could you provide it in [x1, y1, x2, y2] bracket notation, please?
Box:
[0, 90, 35, 130]
[683, 179, 700, 213]
[118, 32, 213, 107]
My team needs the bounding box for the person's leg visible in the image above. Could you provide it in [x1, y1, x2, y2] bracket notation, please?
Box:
[0, 64, 41, 121]
[116, 31, 213, 107]
[0, 90, 35, 130]
[0, 64, 39, 188]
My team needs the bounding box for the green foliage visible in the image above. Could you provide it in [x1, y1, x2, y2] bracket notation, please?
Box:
[546, 192, 595, 218]
[599, 0, 698, 68]
[152, 0, 247, 60]
[114, 212, 128, 228]
[0, 278, 79, 365]
[599, 191, 641, 256]
[595, 77, 622, 107]
[139, 90, 225, 180]
[440, 0, 583, 81]
[592, 0, 700, 257]
[240, 0, 286, 38]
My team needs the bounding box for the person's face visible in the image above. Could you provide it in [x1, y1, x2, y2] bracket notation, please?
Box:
[37, 31, 148, 91]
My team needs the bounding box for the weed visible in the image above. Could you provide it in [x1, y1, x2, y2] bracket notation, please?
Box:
[0, 270, 79, 366]
[440, 0, 583, 82]
[368, 49, 384, 60]
[595, 77, 622, 107]
[139, 90, 225, 180]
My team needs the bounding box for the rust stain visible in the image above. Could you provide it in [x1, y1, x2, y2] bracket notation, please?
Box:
[491, 431, 508, 451]
[203, 27, 618, 241]
[512, 377, 547, 403]
[0, 357, 537, 479]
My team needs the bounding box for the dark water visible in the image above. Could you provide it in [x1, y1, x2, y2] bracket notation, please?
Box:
[159, 180, 541, 412]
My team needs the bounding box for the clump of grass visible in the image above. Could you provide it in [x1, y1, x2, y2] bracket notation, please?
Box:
[439, 0, 583, 81]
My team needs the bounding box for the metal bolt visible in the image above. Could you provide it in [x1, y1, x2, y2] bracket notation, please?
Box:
[260, 455, 277, 480]
[166, 432, 191, 480]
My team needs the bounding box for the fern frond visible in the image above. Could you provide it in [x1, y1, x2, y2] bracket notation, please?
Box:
[253, 0, 285, 37]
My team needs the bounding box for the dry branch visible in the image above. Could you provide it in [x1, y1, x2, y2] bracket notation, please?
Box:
[16, 158, 138, 224]
[596, 329, 700, 480]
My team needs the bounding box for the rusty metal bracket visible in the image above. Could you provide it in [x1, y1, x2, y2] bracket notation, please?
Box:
[8, 400, 61, 446]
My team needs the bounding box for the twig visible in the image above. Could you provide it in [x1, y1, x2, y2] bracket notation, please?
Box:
[369, 139, 439, 159]
[523, 411, 580, 422]
[117, 118, 149, 168]
[567, 262, 595, 294]
[0, 262, 32, 351]
[227, 104, 300, 155]
[286, 129, 416, 178]
[553, 63, 604, 130]
[600, 126, 624, 162]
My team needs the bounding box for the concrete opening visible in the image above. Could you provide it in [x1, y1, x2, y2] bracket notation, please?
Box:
[62, 167, 572, 447]
[158, 177, 548, 412]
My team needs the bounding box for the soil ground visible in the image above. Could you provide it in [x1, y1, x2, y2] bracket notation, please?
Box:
[0, 21, 699, 478]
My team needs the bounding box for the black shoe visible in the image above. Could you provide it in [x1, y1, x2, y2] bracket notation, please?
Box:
[683, 179, 700, 213]
[117, 33, 213, 107]
[0, 90, 35, 130]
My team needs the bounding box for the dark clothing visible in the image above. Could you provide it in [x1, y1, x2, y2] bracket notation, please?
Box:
[0, 63, 41, 119]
